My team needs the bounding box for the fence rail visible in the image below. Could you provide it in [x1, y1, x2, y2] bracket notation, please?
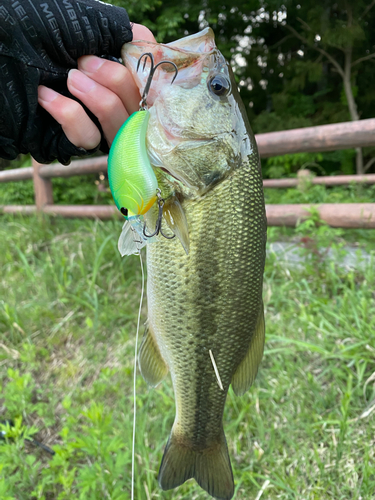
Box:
[2, 158, 375, 188]
[263, 173, 375, 188]
[256, 118, 375, 157]
[266, 204, 375, 228]
[1, 119, 375, 228]
[0, 156, 107, 183]
[2, 203, 375, 228]
[0, 167, 33, 182]
[0, 204, 117, 219]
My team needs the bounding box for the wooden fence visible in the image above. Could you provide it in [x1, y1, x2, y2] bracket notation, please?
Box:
[1, 118, 375, 228]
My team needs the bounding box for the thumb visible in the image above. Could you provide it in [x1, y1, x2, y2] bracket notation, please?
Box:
[131, 24, 157, 43]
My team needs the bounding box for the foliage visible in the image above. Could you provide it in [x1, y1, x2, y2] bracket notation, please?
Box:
[51, 176, 112, 206]
[0, 179, 35, 205]
[0, 215, 375, 499]
[264, 152, 324, 178]
[4, 0, 375, 195]
[261, 148, 360, 179]
[262, 149, 359, 178]
[0, 169, 112, 206]
[105, 0, 375, 175]
[0, 154, 30, 173]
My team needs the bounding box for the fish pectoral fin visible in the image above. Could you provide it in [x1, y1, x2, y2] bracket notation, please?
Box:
[163, 197, 190, 255]
[158, 428, 234, 500]
[118, 220, 146, 256]
[138, 322, 168, 387]
[231, 301, 265, 396]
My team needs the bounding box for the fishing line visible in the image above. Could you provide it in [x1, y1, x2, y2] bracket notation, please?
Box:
[131, 233, 145, 500]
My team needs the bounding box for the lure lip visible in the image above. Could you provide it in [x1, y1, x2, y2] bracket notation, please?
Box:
[139, 194, 158, 216]
[119, 193, 157, 219]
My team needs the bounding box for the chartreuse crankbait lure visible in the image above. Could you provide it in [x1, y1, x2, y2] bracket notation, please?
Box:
[108, 53, 178, 256]
[108, 109, 157, 219]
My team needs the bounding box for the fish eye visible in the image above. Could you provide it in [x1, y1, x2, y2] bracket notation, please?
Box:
[120, 207, 128, 217]
[207, 74, 231, 97]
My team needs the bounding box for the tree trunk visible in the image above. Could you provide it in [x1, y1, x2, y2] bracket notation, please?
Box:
[355, 147, 363, 175]
[343, 59, 363, 174]
[343, 7, 364, 175]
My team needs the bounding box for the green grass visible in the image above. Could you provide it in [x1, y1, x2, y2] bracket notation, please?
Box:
[0, 214, 374, 500]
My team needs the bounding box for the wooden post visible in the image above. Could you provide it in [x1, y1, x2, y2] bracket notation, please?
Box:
[32, 158, 53, 209]
[297, 169, 314, 192]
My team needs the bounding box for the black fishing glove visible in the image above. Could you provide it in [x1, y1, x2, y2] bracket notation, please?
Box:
[0, 0, 132, 165]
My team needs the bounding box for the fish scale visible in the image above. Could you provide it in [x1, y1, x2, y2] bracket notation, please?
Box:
[147, 160, 265, 474]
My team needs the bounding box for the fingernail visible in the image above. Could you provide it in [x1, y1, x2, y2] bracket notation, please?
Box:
[79, 55, 105, 73]
[68, 69, 96, 92]
[38, 86, 58, 103]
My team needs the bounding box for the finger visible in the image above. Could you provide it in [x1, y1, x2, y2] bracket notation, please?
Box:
[131, 23, 156, 43]
[68, 69, 128, 146]
[38, 85, 101, 150]
[78, 56, 141, 115]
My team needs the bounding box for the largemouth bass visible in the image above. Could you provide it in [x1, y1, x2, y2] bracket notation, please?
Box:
[122, 28, 267, 500]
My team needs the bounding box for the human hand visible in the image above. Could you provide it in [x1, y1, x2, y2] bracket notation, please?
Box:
[0, 0, 151, 165]
[38, 24, 156, 152]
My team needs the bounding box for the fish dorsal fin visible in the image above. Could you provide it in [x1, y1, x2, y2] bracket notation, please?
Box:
[118, 220, 147, 256]
[163, 197, 190, 255]
[231, 302, 265, 396]
[138, 321, 168, 387]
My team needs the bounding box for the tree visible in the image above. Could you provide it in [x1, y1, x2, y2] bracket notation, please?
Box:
[272, 0, 375, 174]
[110, 0, 375, 176]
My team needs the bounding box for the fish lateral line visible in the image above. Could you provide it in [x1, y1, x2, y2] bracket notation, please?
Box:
[209, 349, 224, 391]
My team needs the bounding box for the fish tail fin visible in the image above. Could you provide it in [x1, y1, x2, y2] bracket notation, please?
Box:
[158, 428, 234, 500]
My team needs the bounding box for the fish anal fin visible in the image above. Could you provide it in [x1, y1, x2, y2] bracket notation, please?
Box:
[138, 322, 168, 387]
[163, 197, 190, 255]
[158, 428, 234, 500]
[231, 301, 265, 396]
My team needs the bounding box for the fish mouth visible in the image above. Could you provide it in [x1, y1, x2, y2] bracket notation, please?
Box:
[121, 28, 217, 106]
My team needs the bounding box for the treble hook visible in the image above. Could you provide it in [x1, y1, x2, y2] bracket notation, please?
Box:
[143, 189, 175, 240]
[137, 52, 178, 110]
[136, 54, 177, 240]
